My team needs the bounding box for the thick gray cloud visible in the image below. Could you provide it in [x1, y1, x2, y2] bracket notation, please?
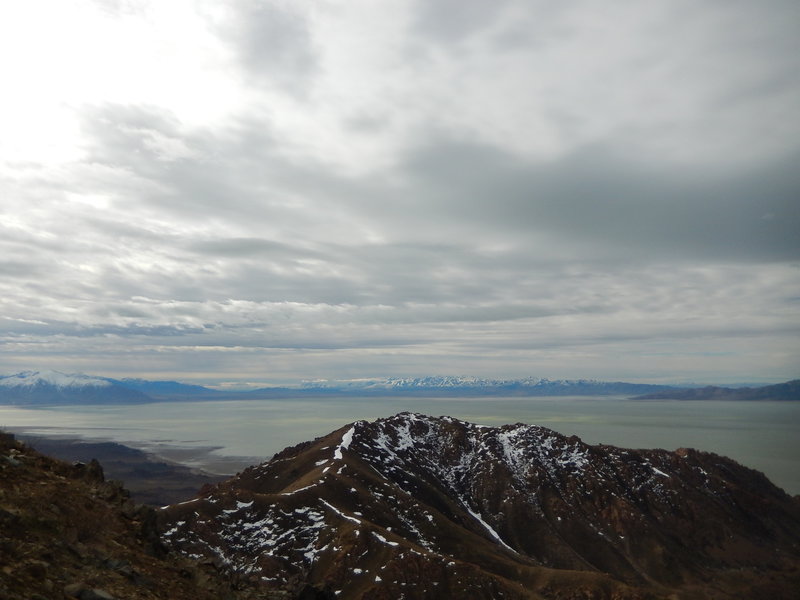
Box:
[411, 0, 514, 43]
[0, 0, 798, 384]
[395, 135, 800, 262]
[211, 0, 318, 97]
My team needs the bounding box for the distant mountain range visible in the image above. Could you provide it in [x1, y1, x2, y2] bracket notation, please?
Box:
[0, 370, 796, 405]
[0, 371, 672, 404]
[116, 377, 222, 397]
[294, 375, 672, 396]
[160, 412, 800, 598]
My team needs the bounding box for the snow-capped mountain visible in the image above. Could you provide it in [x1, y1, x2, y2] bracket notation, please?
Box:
[300, 375, 561, 388]
[0, 370, 152, 405]
[159, 413, 800, 599]
[297, 375, 673, 396]
[383, 375, 504, 387]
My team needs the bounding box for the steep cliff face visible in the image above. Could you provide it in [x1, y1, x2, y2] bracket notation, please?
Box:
[159, 413, 800, 599]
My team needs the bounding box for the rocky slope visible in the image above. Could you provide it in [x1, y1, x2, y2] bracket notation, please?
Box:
[0, 431, 330, 599]
[159, 413, 800, 599]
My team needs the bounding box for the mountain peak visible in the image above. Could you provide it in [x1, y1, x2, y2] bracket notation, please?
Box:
[160, 413, 800, 599]
[0, 370, 151, 405]
[0, 370, 112, 388]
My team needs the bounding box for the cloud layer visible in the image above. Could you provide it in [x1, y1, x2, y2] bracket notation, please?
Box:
[1, 0, 798, 384]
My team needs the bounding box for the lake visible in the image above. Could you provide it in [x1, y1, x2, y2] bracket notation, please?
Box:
[1, 396, 798, 495]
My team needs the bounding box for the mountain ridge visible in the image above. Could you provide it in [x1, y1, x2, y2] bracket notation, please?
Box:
[290, 375, 674, 397]
[0, 370, 153, 405]
[635, 379, 800, 401]
[1, 370, 796, 404]
[159, 412, 800, 599]
[0, 371, 676, 404]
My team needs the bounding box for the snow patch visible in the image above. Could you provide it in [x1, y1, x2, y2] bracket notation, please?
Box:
[463, 504, 517, 554]
[281, 482, 318, 496]
[372, 531, 400, 547]
[319, 499, 361, 525]
[334, 426, 356, 460]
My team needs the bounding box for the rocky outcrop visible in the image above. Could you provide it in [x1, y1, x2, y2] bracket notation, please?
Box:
[0, 431, 326, 599]
[160, 413, 800, 599]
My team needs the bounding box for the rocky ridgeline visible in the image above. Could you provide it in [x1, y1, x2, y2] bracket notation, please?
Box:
[160, 413, 800, 599]
[0, 431, 330, 600]
[4, 415, 800, 599]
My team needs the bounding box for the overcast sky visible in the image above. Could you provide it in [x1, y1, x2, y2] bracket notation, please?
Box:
[1, 0, 798, 386]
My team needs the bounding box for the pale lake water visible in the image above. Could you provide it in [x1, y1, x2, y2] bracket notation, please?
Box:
[1, 396, 798, 495]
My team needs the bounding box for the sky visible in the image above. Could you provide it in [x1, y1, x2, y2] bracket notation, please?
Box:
[0, 0, 798, 387]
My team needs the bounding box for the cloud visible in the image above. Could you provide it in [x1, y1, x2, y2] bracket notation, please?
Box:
[394, 134, 800, 262]
[0, 0, 798, 384]
[410, 0, 513, 43]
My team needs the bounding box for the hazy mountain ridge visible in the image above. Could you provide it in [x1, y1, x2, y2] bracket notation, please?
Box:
[160, 413, 800, 599]
[117, 378, 223, 398]
[0, 371, 674, 404]
[636, 379, 800, 401]
[0, 370, 113, 388]
[0, 371, 230, 404]
[0, 370, 153, 405]
[1, 370, 796, 405]
[256, 376, 675, 397]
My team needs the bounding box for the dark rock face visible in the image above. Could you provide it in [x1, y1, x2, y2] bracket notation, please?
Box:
[159, 413, 800, 599]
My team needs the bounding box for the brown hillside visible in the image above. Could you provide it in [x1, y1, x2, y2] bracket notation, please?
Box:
[160, 413, 800, 599]
[0, 431, 329, 600]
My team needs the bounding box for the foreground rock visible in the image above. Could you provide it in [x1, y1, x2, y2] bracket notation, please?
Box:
[0, 431, 327, 599]
[160, 412, 800, 599]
